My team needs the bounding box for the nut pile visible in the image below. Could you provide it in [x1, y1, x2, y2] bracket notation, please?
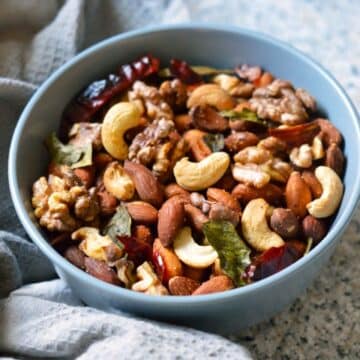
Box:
[32, 55, 345, 296]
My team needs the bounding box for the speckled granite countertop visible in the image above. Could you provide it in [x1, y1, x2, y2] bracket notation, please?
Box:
[234, 209, 360, 359]
[168, 0, 360, 358]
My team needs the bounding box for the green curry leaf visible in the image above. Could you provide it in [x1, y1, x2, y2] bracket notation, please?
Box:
[203, 133, 225, 152]
[103, 205, 132, 248]
[45, 132, 92, 169]
[203, 220, 251, 286]
[220, 109, 267, 126]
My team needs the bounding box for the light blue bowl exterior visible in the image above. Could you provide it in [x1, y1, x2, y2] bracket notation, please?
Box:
[8, 24, 360, 334]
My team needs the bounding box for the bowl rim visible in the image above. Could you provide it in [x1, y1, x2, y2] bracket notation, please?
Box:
[9, 23, 360, 305]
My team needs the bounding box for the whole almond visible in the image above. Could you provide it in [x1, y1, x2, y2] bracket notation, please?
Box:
[158, 196, 185, 247]
[84, 257, 120, 285]
[184, 203, 209, 232]
[302, 171, 323, 198]
[285, 172, 312, 218]
[124, 160, 164, 208]
[73, 166, 95, 188]
[270, 208, 299, 239]
[164, 183, 190, 200]
[207, 187, 241, 212]
[168, 276, 200, 296]
[232, 183, 283, 206]
[317, 118, 342, 146]
[325, 143, 344, 176]
[153, 239, 183, 284]
[192, 275, 234, 296]
[302, 215, 327, 245]
[126, 201, 158, 224]
[224, 131, 259, 153]
[64, 245, 86, 269]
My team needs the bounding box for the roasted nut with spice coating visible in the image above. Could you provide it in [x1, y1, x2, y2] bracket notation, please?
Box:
[232, 183, 284, 206]
[317, 118, 342, 147]
[132, 261, 169, 295]
[325, 143, 344, 176]
[72, 227, 123, 262]
[124, 160, 164, 208]
[224, 132, 259, 153]
[190, 105, 229, 132]
[184, 129, 212, 161]
[184, 204, 209, 232]
[126, 201, 158, 224]
[173, 227, 218, 269]
[270, 208, 299, 239]
[302, 215, 327, 244]
[306, 166, 343, 218]
[103, 162, 135, 201]
[285, 171, 312, 219]
[187, 84, 236, 110]
[101, 102, 141, 160]
[158, 196, 185, 247]
[174, 152, 230, 191]
[232, 163, 270, 189]
[301, 171, 323, 198]
[241, 198, 285, 251]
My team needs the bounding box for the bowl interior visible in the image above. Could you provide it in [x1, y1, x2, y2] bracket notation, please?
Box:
[10, 25, 360, 299]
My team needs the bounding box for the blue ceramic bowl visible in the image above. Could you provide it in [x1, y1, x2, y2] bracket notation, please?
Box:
[9, 24, 360, 334]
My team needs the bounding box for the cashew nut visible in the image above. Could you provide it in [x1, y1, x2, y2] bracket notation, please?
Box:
[187, 84, 236, 110]
[72, 227, 123, 262]
[131, 261, 169, 295]
[306, 166, 343, 218]
[241, 198, 285, 251]
[173, 227, 218, 268]
[103, 162, 135, 200]
[173, 152, 230, 191]
[101, 102, 141, 160]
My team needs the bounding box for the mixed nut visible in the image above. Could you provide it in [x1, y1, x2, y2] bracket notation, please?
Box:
[31, 55, 345, 296]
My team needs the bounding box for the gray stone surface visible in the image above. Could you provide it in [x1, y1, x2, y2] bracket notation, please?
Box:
[234, 207, 360, 359]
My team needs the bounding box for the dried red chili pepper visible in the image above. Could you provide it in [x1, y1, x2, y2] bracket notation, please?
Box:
[269, 121, 320, 147]
[117, 235, 152, 267]
[251, 241, 305, 281]
[170, 59, 202, 85]
[59, 54, 160, 140]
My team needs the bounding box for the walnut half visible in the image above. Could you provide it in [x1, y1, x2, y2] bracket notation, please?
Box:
[32, 175, 99, 232]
